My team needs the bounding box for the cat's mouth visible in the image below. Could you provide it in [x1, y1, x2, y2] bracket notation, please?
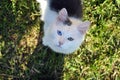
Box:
[56, 45, 62, 48]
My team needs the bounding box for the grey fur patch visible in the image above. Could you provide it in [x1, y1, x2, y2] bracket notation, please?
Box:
[63, 18, 72, 26]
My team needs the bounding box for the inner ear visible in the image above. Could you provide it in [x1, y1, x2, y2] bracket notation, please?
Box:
[77, 21, 91, 34]
[57, 8, 68, 22]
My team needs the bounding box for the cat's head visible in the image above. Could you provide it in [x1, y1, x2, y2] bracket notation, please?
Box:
[43, 8, 91, 54]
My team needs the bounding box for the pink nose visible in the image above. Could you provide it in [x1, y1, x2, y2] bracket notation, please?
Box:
[59, 41, 63, 46]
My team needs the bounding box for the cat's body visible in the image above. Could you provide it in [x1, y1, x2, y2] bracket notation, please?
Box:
[37, 0, 91, 54]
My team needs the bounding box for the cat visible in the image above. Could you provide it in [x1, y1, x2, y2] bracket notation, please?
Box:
[37, 0, 91, 54]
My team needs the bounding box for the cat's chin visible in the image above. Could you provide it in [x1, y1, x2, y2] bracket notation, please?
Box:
[51, 47, 77, 54]
[48, 44, 79, 54]
[43, 41, 74, 54]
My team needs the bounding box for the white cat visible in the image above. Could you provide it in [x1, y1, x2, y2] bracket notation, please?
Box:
[37, 0, 91, 54]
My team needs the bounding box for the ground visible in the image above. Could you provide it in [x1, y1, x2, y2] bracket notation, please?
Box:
[0, 0, 120, 80]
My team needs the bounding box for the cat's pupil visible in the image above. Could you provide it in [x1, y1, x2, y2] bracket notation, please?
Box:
[57, 30, 62, 36]
[67, 37, 74, 41]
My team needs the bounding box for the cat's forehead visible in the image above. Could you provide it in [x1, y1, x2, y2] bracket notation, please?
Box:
[54, 18, 82, 32]
[58, 25, 75, 31]
[58, 25, 79, 36]
[63, 18, 81, 26]
[56, 23, 77, 33]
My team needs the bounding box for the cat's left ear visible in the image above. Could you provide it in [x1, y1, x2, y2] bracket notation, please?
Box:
[78, 21, 91, 34]
[57, 8, 68, 22]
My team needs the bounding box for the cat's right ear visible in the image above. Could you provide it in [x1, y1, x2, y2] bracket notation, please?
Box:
[57, 8, 68, 22]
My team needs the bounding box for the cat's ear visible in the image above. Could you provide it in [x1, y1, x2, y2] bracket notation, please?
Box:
[57, 8, 68, 22]
[78, 21, 91, 34]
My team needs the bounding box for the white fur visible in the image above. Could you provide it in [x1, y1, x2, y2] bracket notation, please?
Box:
[37, 0, 91, 54]
[42, 23, 85, 53]
[37, 0, 47, 20]
[37, 0, 58, 33]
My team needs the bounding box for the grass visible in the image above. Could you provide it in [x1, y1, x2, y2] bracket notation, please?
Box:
[0, 0, 120, 80]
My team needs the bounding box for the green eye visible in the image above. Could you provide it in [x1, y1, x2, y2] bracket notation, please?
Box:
[67, 37, 74, 41]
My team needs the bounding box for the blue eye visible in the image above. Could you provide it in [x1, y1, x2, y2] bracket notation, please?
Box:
[57, 30, 62, 36]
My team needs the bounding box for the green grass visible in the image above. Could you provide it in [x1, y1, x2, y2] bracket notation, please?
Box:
[0, 0, 120, 80]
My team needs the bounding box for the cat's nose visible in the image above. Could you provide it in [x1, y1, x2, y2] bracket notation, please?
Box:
[59, 41, 63, 46]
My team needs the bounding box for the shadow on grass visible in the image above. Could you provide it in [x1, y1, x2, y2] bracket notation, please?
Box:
[0, 0, 64, 80]
[27, 22, 65, 80]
